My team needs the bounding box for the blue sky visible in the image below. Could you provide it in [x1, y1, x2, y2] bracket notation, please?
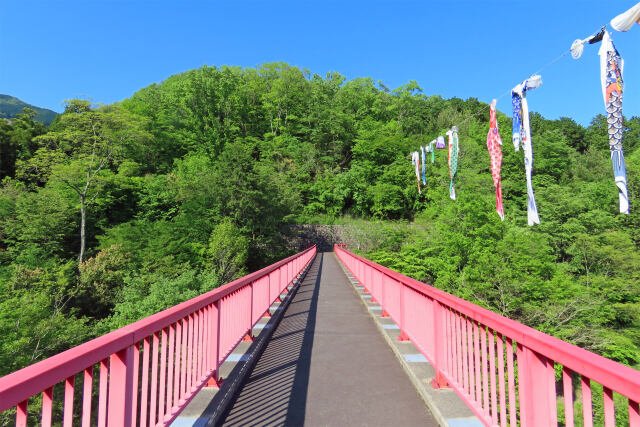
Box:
[1, 1, 638, 125]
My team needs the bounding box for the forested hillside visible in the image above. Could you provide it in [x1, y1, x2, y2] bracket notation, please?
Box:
[1, 63, 639, 379]
[0, 95, 57, 125]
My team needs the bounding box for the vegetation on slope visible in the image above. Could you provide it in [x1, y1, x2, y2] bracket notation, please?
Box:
[0, 63, 639, 384]
[0, 95, 57, 125]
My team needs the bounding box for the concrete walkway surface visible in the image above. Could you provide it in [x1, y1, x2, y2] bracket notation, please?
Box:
[217, 252, 437, 426]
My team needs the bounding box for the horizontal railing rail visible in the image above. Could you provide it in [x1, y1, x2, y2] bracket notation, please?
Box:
[335, 244, 640, 427]
[0, 245, 316, 426]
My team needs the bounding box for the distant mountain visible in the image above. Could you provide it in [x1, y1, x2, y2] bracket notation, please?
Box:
[0, 94, 57, 126]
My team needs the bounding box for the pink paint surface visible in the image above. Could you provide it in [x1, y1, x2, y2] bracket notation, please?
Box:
[335, 245, 640, 427]
[0, 246, 316, 426]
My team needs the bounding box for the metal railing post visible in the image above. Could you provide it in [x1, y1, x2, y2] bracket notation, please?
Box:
[206, 301, 222, 387]
[431, 301, 449, 388]
[244, 282, 255, 342]
[517, 345, 557, 426]
[381, 274, 389, 317]
[398, 283, 409, 341]
[265, 273, 272, 318]
[107, 345, 135, 425]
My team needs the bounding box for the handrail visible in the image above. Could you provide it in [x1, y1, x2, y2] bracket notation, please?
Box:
[335, 244, 640, 427]
[0, 245, 316, 426]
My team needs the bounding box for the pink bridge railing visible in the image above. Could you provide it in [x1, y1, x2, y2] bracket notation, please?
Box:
[335, 244, 640, 427]
[0, 245, 316, 427]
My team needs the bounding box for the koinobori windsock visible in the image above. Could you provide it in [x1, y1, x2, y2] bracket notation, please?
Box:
[598, 31, 629, 214]
[512, 74, 542, 226]
[412, 151, 421, 194]
[570, 27, 605, 59]
[487, 99, 504, 220]
[611, 2, 640, 32]
[421, 145, 426, 185]
[426, 140, 435, 164]
[446, 126, 460, 201]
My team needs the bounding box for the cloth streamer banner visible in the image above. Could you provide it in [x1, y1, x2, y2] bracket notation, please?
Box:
[487, 99, 504, 220]
[403, 14, 636, 220]
[598, 31, 629, 214]
[446, 126, 459, 201]
[426, 140, 436, 163]
[411, 151, 421, 194]
[420, 146, 426, 185]
[611, 2, 640, 32]
[570, 27, 605, 59]
[512, 74, 542, 226]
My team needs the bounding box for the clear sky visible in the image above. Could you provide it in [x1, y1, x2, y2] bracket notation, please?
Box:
[1, 1, 638, 126]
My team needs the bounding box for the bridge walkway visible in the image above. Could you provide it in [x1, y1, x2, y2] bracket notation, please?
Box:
[218, 252, 437, 426]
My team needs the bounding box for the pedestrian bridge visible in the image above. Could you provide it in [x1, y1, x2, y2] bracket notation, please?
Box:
[1, 246, 639, 426]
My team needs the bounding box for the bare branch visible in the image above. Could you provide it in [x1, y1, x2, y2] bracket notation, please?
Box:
[57, 175, 83, 195]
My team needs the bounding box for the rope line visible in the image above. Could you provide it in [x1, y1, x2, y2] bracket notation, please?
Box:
[453, 47, 574, 134]
[414, 25, 606, 147]
[472, 23, 610, 129]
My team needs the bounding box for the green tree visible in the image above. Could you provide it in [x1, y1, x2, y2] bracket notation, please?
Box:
[0, 108, 46, 179]
[206, 218, 249, 283]
[19, 100, 151, 261]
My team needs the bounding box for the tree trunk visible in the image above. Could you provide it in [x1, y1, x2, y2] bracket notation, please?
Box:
[79, 197, 86, 263]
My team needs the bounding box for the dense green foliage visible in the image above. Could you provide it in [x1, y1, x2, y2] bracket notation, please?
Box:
[1, 63, 639, 389]
[0, 94, 57, 126]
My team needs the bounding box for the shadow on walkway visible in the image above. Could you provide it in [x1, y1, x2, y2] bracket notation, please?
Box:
[217, 253, 324, 426]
